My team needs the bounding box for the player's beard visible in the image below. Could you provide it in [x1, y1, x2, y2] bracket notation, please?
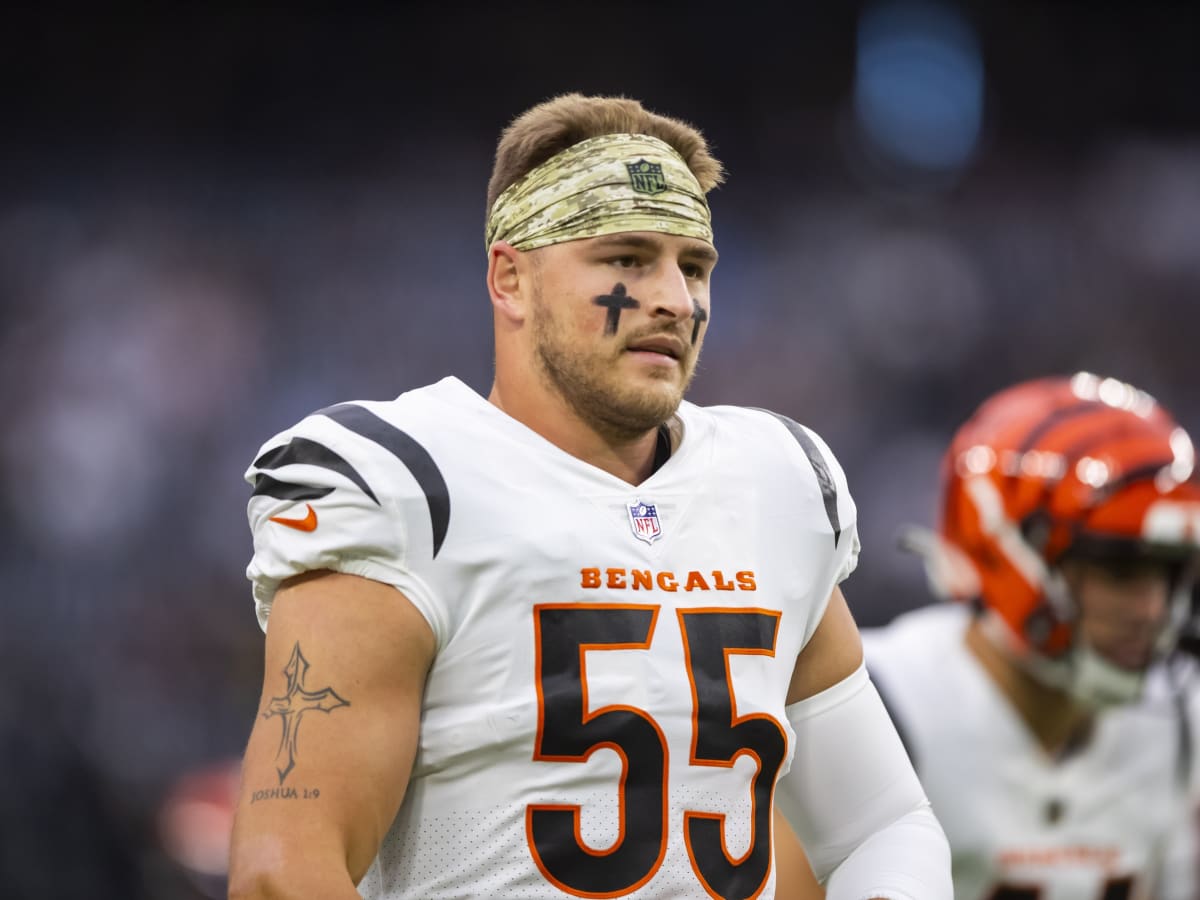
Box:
[530, 284, 698, 442]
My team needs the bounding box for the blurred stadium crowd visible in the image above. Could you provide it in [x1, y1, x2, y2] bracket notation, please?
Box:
[2, 3, 1198, 896]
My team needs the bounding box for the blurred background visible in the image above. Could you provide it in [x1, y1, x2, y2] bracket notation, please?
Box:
[2, 1, 1198, 895]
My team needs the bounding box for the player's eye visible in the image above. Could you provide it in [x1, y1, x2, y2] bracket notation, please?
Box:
[681, 263, 706, 280]
[1095, 558, 1171, 583]
[610, 255, 640, 269]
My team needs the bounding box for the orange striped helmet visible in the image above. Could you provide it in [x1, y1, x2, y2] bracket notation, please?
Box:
[940, 372, 1200, 656]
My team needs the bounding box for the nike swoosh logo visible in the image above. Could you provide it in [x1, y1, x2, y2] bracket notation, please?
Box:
[269, 503, 318, 532]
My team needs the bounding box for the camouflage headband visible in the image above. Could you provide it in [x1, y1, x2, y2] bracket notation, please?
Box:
[485, 133, 713, 253]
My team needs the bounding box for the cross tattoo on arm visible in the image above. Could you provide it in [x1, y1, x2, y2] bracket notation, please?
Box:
[262, 642, 350, 784]
[593, 283, 640, 335]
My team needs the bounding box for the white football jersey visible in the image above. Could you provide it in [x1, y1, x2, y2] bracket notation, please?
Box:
[245, 376, 859, 899]
[863, 604, 1198, 900]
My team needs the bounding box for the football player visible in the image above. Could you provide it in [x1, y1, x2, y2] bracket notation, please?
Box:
[227, 93, 951, 899]
[777, 373, 1200, 900]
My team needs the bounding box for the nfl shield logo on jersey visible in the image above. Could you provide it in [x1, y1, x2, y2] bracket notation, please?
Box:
[627, 499, 662, 545]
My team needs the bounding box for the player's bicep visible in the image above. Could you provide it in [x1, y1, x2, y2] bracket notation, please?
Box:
[231, 570, 435, 888]
[786, 585, 864, 706]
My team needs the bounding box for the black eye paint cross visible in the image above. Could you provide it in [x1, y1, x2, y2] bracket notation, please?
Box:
[593, 283, 640, 335]
[690, 299, 708, 344]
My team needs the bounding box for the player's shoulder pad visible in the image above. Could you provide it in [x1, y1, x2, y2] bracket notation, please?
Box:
[246, 399, 450, 558]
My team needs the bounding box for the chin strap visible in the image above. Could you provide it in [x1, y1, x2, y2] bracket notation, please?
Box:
[1063, 643, 1146, 708]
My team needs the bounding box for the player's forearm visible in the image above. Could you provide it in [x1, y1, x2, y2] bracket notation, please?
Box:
[778, 664, 952, 897]
[822, 804, 950, 900]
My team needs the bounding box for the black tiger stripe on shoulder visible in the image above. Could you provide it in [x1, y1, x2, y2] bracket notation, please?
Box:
[317, 403, 451, 559]
[252, 474, 335, 503]
[752, 409, 842, 547]
[253, 437, 380, 504]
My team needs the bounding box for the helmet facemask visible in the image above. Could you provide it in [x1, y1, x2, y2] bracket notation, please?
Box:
[1013, 552, 1193, 710]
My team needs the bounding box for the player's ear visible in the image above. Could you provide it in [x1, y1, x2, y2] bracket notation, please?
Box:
[487, 241, 527, 324]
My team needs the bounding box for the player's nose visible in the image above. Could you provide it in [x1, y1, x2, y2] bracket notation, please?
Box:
[1123, 574, 1171, 628]
[649, 264, 696, 320]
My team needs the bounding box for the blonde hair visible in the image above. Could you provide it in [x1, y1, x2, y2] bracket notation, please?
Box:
[486, 93, 724, 215]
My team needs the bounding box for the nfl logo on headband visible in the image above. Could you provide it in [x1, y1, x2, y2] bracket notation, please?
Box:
[627, 499, 663, 545]
[625, 160, 667, 195]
